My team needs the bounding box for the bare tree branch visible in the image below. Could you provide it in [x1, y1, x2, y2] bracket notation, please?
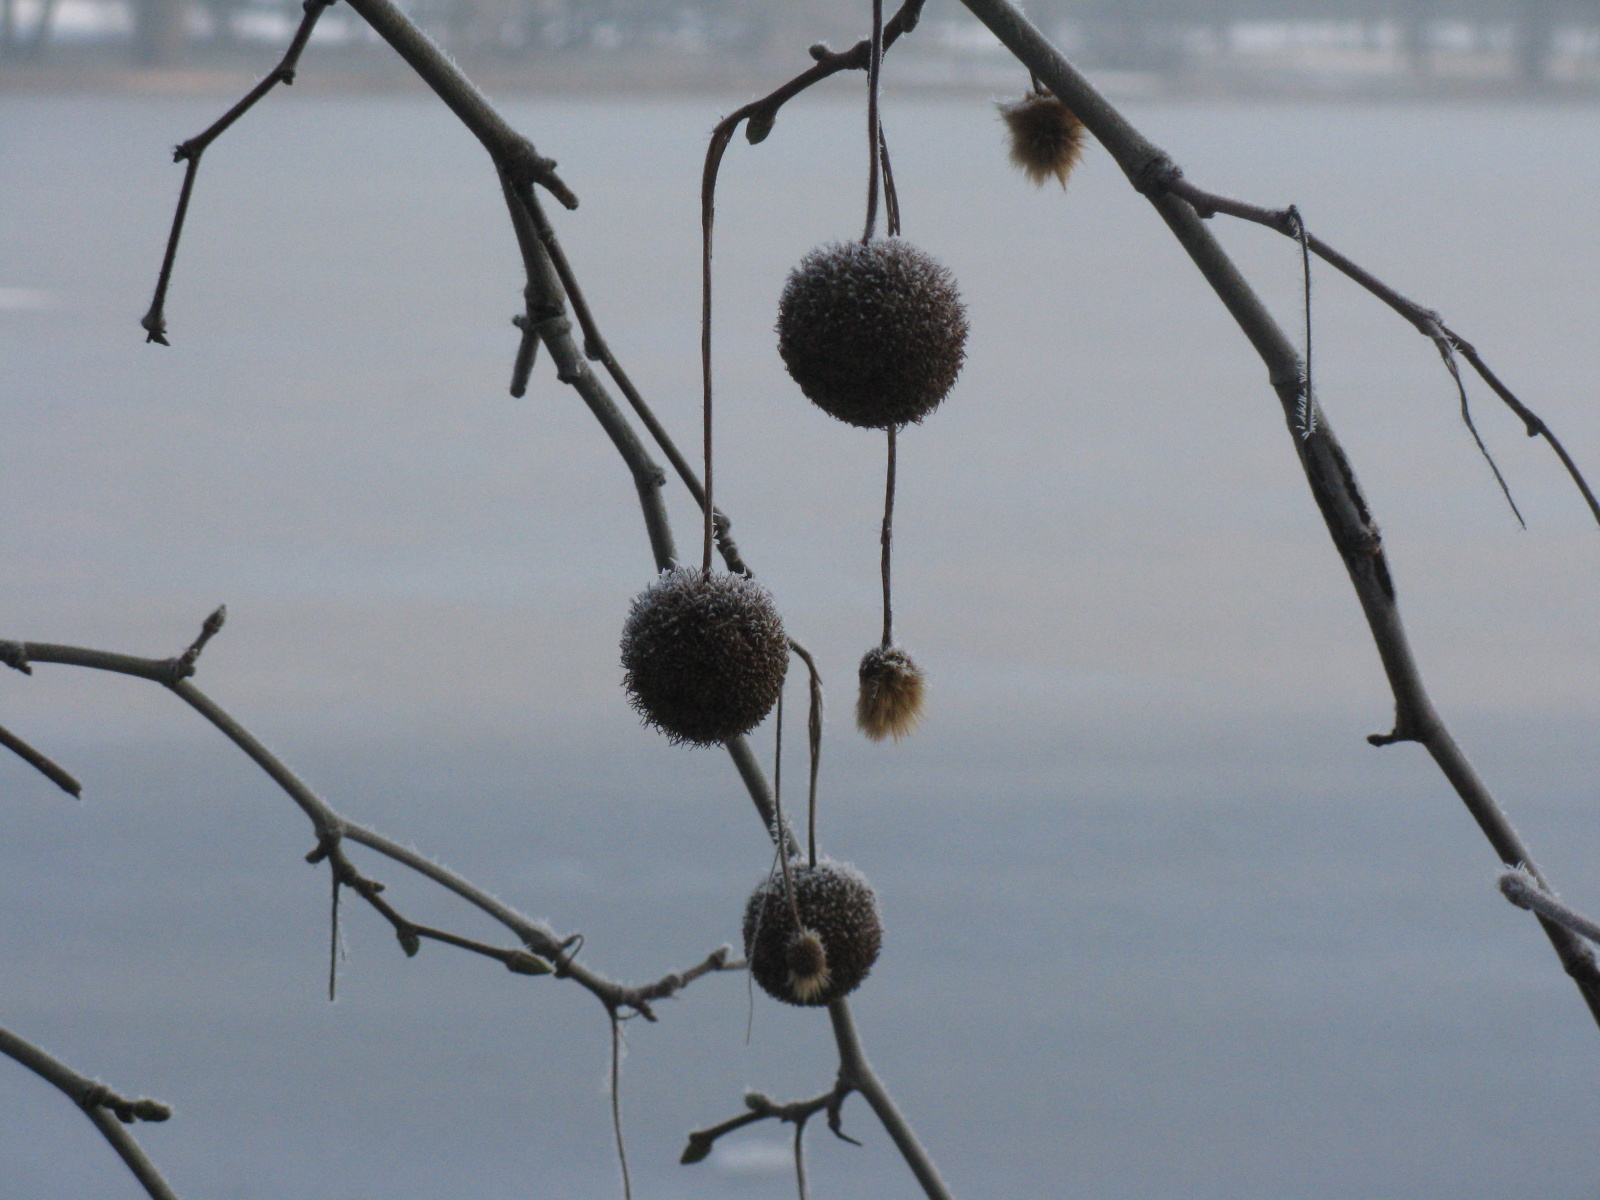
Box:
[1, 631, 741, 1019]
[957, 0, 1600, 1030]
[682, 1080, 856, 1165]
[141, 0, 335, 344]
[0, 1023, 178, 1200]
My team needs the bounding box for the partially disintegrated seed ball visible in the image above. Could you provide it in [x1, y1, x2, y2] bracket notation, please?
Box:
[620, 566, 788, 747]
[743, 859, 882, 1007]
[999, 92, 1086, 189]
[777, 239, 968, 430]
[856, 645, 926, 742]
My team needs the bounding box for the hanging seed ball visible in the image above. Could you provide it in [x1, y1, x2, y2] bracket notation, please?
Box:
[620, 566, 788, 747]
[743, 859, 882, 1007]
[776, 238, 968, 430]
[856, 645, 926, 742]
[998, 91, 1086, 189]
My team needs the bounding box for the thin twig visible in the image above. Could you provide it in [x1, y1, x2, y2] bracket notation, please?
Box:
[1157, 171, 1586, 529]
[787, 641, 825, 868]
[793, 1115, 811, 1200]
[140, 0, 334, 344]
[863, 0, 885, 243]
[512, 182, 749, 573]
[0, 1024, 178, 1200]
[5, 632, 735, 1018]
[0, 721, 80, 797]
[609, 1009, 633, 1200]
[681, 1082, 855, 1165]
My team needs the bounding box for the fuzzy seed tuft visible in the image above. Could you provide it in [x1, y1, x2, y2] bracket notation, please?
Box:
[744, 860, 881, 1007]
[999, 92, 1086, 189]
[620, 566, 788, 747]
[783, 929, 831, 1003]
[777, 239, 967, 430]
[856, 645, 925, 742]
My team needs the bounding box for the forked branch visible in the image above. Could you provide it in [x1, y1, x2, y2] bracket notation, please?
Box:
[1150, 170, 1600, 528]
[0, 1023, 177, 1200]
[1, 623, 740, 1020]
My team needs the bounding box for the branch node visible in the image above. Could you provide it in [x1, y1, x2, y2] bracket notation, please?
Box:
[80, 1083, 173, 1124]
[1132, 154, 1180, 198]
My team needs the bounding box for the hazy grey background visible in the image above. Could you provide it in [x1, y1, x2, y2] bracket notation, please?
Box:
[2, 88, 1600, 1199]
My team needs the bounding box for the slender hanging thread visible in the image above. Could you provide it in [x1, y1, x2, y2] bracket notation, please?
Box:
[327, 871, 340, 1002]
[862, 0, 885, 243]
[770, 690, 802, 925]
[1287, 204, 1317, 440]
[699, 137, 720, 574]
[880, 424, 898, 648]
[608, 1010, 633, 1200]
[879, 126, 901, 238]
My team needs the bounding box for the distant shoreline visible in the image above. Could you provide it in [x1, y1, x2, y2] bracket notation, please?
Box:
[4, 45, 1599, 102]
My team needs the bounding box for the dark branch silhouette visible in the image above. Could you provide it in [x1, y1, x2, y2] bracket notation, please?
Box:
[0, 721, 80, 796]
[957, 0, 1600, 1030]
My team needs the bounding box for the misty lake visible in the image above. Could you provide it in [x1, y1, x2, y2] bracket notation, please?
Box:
[2, 85, 1600, 1198]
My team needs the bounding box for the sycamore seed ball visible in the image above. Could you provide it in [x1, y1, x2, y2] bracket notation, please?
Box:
[999, 91, 1086, 189]
[743, 859, 882, 1007]
[777, 238, 968, 430]
[856, 645, 926, 742]
[620, 566, 788, 747]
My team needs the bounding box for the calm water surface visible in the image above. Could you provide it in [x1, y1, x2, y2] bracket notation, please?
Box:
[2, 90, 1599, 1199]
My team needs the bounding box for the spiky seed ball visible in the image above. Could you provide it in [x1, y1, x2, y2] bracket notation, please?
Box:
[856, 645, 925, 742]
[999, 92, 1086, 189]
[777, 238, 968, 430]
[620, 566, 788, 747]
[743, 859, 882, 1007]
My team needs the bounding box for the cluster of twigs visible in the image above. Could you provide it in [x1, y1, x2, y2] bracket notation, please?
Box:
[6, 0, 1600, 1197]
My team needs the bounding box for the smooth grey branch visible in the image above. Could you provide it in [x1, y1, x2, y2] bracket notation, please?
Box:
[141, 0, 336, 344]
[0, 721, 81, 796]
[957, 0, 1600, 1032]
[0, 1023, 178, 1200]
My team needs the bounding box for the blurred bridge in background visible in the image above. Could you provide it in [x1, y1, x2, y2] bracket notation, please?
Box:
[1, 0, 1596, 88]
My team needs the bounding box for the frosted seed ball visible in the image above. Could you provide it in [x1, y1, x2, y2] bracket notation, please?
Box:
[856, 645, 925, 742]
[998, 91, 1086, 189]
[743, 859, 882, 1007]
[776, 238, 968, 430]
[620, 566, 788, 747]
